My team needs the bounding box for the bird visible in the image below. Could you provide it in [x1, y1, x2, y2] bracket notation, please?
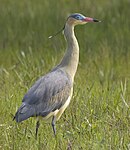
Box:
[13, 13, 100, 138]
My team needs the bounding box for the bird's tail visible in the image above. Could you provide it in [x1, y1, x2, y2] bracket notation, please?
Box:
[13, 103, 36, 122]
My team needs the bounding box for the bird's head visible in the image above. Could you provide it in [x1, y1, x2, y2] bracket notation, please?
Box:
[67, 13, 101, 26]
[49, 13, 101, 39]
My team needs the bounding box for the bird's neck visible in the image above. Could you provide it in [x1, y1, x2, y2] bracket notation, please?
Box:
[59, 23, 79, 82]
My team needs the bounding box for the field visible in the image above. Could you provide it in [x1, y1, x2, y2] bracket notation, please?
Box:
[0, 0, 130, 149]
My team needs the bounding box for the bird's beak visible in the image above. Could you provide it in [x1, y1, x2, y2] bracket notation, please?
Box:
[83, 17, 101, 23]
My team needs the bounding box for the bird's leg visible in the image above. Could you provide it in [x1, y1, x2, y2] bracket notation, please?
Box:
[35, 120, 40, 139]
[52, 116, 56, 136]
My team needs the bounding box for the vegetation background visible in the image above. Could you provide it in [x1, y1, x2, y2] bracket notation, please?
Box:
[0, 0, 129, 149]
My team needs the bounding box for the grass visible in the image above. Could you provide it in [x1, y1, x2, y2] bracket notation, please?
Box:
[0, 0, 130, 149]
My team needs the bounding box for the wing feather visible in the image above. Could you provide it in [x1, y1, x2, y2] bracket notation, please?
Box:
[14, 69, 72, 122]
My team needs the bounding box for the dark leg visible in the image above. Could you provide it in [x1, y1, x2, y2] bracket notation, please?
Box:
[52, 116, 56, 136]
[36, 120, 40, 139]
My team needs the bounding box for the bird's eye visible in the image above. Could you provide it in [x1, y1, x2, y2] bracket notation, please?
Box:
[75, 15, 81, 20]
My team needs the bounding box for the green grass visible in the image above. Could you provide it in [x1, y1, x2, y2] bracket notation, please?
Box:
[0, 0, 130, 149]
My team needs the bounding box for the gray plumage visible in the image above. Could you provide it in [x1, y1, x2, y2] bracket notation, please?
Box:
[14, 69, 72, 122]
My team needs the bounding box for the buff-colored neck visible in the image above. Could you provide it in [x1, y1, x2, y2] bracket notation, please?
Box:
[59, 22, 79, 82]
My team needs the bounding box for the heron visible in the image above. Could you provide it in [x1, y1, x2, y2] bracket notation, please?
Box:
[13, 13, 100, 138]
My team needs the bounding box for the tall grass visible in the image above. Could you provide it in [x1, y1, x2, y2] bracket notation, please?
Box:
[0, 0, 130, 149]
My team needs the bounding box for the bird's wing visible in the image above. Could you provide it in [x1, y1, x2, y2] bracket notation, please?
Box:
[15, 69, 72, 122]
